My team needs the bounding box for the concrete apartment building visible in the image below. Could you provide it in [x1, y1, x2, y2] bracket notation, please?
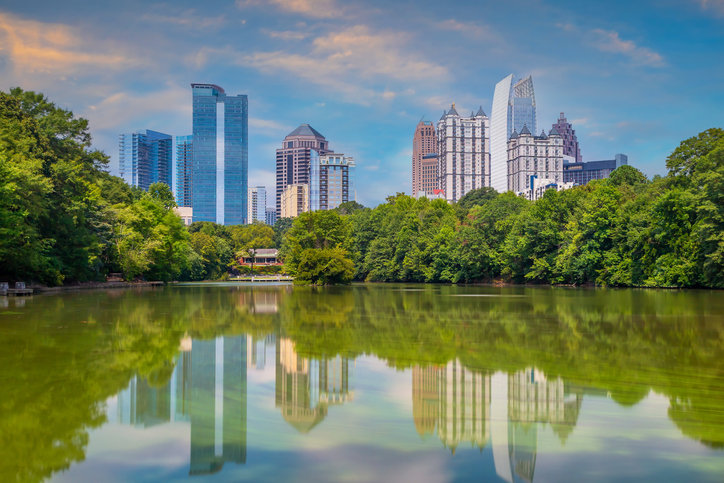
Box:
[280, 183, 309, 218]
[412, 121, 437, 196]
[507, 125, 564, 194]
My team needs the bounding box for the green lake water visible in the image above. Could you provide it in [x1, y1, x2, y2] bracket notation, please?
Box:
[1, 284, 723, 482]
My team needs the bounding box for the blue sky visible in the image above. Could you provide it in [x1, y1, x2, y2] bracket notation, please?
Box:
[1, 0, 722, 206]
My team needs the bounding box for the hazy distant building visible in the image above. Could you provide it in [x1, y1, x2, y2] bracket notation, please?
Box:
[276, 124, 331, 216]
[176, 135, 193, 207]
[412, 121, 437, 196]
[174, 206, 193, 226]
[310, 152, 355, 211]
[280, 183, 309, 218]
[551, 112, 582, 163]
[491, 75, 537, 192]
[563, 154, 628, 185]
[436, 104, 490, 202]
[118, 130, 172, 191]
[507, 125, 564, 195]
[247, 186, 266, 224]
[419, 153, 440, 197]
[191, 83, 248, 225]
[265, 207, 277, 226]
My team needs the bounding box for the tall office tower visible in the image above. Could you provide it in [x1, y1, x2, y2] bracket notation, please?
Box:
[412, 121, 437, 196]
[506, 125, 563, 194]
[176, 135, 193, 207]
[191, 83, 248, 225]
[420, 153, 439, 197]
[490, 74, 537, 192]
[280, 183, 309, 218]
[275, 124, 331, 216]
[436, 104, 490, 202]
[309, 152, 356, 211]
[118, 130, 172, 191]
[247, 186, 266, 224]
[551, 112, 582, 163]
[265, 207, 277, 226]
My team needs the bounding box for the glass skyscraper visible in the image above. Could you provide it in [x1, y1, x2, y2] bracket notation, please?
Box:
[490, 74, 537, 193]
[192, 83, 248, 225]
[176, 135, 193, 207]
[118, 130, 172, 191]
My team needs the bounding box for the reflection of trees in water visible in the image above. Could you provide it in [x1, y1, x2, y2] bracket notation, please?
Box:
[0, 285, 721, 481]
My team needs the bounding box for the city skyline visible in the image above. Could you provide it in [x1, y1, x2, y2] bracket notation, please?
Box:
[0, 0, 722, 207]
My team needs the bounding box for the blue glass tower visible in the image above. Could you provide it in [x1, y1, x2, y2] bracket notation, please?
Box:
[192, 84, 248, 225]
[118, 129, 172, 191]
[176, 135, 193, 207]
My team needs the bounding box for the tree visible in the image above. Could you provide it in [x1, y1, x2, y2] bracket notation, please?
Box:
[273, 217, 294, 248]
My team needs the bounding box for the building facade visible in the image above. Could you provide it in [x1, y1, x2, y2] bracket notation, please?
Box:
[412, 121, 437, 196]
[563, 154, 628, 185]
[247, 186, 266, 224]
[191, 83, 248, 225]
[309, 152, 356, 211]
[436, 104, 490, 202]
[280, 183, 309, 218]
[275, 124, 330, 216]
[265, 207, 277, 226]
[419, 153, 439, 197]
[175, 135, 193, 207]
[490, 74, 537, 192]
[118, 130, 172, 191]
[551, 112, 582, 163]
[507, 125, 564, 195]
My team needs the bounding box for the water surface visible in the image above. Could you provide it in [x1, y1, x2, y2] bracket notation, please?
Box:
[1, 284, 722, 482]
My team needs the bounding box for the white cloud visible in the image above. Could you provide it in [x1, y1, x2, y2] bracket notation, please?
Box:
[140, 10, 227, 29]
[250, 117, 293, 134]
[437, 19, 498, 41]
[262, 29, 310, 40]
[237, 0, 342, 18]
[590, 29, 665, 67]
[699, 0, 724, 15]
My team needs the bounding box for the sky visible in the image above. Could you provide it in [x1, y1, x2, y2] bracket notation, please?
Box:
[1, 0, 723, 207]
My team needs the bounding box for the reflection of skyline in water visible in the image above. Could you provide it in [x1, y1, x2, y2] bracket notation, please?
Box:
[412, 364, 582, 482]
[275, 337, 353, 433]
[117, 335, 248, 476]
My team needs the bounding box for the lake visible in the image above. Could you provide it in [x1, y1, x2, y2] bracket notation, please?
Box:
[1, 284, 722, 482]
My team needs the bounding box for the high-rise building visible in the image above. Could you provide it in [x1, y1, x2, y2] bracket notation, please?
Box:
[412, 121, 437, 196]
[563, 154, 628, 185]
[191, 83, 248, 225]
[118, 130, 172, 191]
[309, 152, 356, 211]
[265, 207, 277, 226]
[507, 125, 564, 195]
[280, 183, 309, 218]
[436, 104, 490, 202]
[176, 135, 193, 207]
[420, 153, 439, 197]
[490, 74, 537, 192]
[551, 112, 582, 163]
[247, 186, 266, 224]
[275, 124, 331, 216]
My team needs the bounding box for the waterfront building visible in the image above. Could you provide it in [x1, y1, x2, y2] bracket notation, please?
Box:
[490, 74, 537, 192]
[265, 207, 277, 226]
[191, 83, 248, 225]
[436, 104, 490, 202]
[280, 183, 309, 218]
[507, 125, 564, 195]
[118, 130, 172, 191]
[412, 121, 437, 196]
[563, 154, 628, 185]
[275, 124, 331, 216]
[175, 135, 193, 207]
[309, 152, 356, 211]
[551, 112, 582, 163]
[247, 186, 266, 224]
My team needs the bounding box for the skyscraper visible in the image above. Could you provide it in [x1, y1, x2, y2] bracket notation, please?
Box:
[275, 124, 330, 216]
[191, 83, 248, 225]
[309, 152, 355, 211]
[507, 125, 564, 194]
[176, 135, 193, 207]
[436, 104, 490, 202]
[247, 186, 266, 224]
[551, 112, 582, 163]
[118, 130, 172, 191]
[412, 121, 437, 196]
[490, 74, 537, 192]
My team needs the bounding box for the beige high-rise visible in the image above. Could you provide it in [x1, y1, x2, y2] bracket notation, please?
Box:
[412, 121, 437, 196]
[280, 183, 309, 218]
